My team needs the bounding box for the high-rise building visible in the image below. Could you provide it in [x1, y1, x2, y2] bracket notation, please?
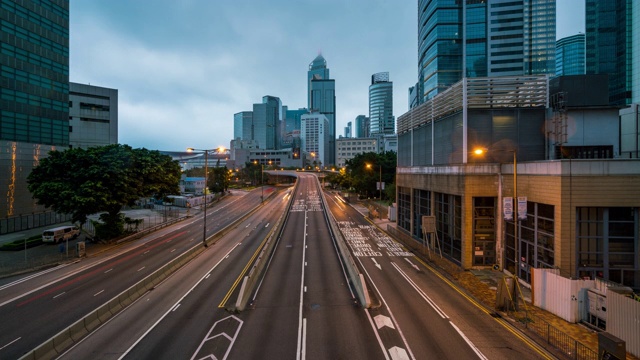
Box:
[68, 83, 118, 149]
[417, 0, 555, 102]
[307, 54, 336, 165]
[344, 121, 352, 138]
[634, 1, 640, 104]
[369, 72, 394, 135]
[1, 0, 70, 146]
[556, 34, 586, 76]
[284, 108, 308, 134]
[586, 0, 633, 105]
[233, 111, 253, 141]
[253, 96, 281, 150]
[354, 115, 369, 138]
[1, 0, 70, 220]
[301, 112, 330, 168]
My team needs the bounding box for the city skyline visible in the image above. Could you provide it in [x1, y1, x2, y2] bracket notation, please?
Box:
[70, 0, 585, 152]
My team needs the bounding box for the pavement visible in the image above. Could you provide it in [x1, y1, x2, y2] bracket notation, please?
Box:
[352, 202, 640, 360]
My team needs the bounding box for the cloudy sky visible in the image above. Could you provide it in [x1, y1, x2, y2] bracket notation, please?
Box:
[70, 1, 585, 152]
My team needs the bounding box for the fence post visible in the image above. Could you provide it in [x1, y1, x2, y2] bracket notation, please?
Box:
[547, 323, 550, 344]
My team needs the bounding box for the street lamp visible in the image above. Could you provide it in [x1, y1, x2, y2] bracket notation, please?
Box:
[253, 160, 264, 203]
[366, 163, 382, 201]
[187, 146, 225, 247]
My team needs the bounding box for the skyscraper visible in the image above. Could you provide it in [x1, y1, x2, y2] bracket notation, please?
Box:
[417, 0, 556, 102]
[369, 72, 394, 135]
[307, 54, 336, 165]
[253, 96, 281, 150]
[556, 34, 586, 76]
[233, 111, 253, 141]
[586, 0, 633, 105]
[1, 0, 70, 146]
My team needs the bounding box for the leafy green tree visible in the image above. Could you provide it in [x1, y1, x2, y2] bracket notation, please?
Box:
[345, 151, 396, 201]
[208, 166, 230, 194]
[27, 144, 181, 240]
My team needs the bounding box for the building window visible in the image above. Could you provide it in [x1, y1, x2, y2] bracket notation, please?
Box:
[577, 207, 638, 289]
[397, 187, 411, 232]
[413, 189, 431, 238]
[435, 192, 462, 264]
[505, 202, 555, 283]
[473, 197, 496, 266]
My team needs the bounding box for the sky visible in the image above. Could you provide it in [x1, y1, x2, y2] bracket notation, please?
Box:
[70, 0, 586, 152]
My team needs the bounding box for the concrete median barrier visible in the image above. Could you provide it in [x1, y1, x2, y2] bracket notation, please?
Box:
[83, 311, 101, 333]
[52, 329, 73, 354]
[96, 305, 112, 323]
[68, 320, 88, 342]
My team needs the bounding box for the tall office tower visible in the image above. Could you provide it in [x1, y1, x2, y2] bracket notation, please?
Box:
[308, 54, 336, 165]
[1, 0, 70, 219]
[417, 0, 555, 102]
[354, 115, 369, 138]
[233, 111, 253, 141]
[284, 108, 308, 133]
[253, 96, 281, 150]
[586, 0, 633, 105]
[556, 34, 586, 76]
[634, 1, 640, 104]
[1, 0, 70, 145]
[369, 72, 395, 135]
[301, 112, 330, 167]
[344, 122, 352, 138]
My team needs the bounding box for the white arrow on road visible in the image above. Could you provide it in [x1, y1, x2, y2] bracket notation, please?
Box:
[373, 315, 395, 330]
[388, 346, 410, 360]
[372, 258, 382, 270]
[404, 258, 421, 272]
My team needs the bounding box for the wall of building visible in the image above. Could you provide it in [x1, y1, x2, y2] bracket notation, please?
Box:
[69, 83, 118, 149]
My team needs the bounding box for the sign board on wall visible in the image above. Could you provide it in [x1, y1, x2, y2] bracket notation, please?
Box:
[517, 196, 527, 220]
[503, 197, 513, 221]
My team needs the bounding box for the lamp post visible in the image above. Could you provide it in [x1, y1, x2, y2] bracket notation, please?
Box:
[366, 163, 382, 201]
[254, 160, 264, 203]
[187, 146, 224, 248]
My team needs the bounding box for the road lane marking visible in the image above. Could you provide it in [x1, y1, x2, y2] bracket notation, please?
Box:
[388, 346, 410, 360]
[104, 268, 113, 273]
[190, 315, 243, 360]
[94, 290, 104, 297]
[374, 315, 395, 329]
[372, 258, 382, 270]
[0, 337, 21, 351]
[296, 209, 308, 360]
[143, 250, 149, 255]
[218, 238, 268, 308]
[391, 262, 448, 319]
[450, 322, 488, 360]
[0, 264, 70, 291]
[137, 266, 145, 272]
[171, 248, 176, 253]
[172, 304, 181, 312]
[53, 292, 65, 299]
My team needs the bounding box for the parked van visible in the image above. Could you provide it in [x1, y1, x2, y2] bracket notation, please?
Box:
[42, 225, 80, 243]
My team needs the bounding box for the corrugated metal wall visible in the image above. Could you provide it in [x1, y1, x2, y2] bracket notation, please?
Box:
[532, 268, 594, 323]
[607, 290, 640, 358]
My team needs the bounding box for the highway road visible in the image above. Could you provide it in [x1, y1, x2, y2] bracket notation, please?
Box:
[323, 191, 552, 359]
[0, 188, 269, 359]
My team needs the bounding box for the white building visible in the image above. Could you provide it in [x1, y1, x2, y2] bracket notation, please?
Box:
[301, 112, 330, 168]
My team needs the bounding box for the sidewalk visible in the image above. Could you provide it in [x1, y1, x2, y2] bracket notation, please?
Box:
[359, 209, 638, 360]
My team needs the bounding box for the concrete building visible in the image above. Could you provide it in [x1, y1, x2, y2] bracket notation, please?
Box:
[369, 72, 394, 135]
[395, 75, 640, 289]
[620, 104, 640, 158]
[301, 112, 330, 168]
[556, 34, 586, 76]
[68, 83, 118, 149]
[336, 137, 380, 168]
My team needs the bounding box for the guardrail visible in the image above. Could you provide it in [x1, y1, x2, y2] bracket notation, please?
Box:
[19, 192, 276, 360]
[234, 184, 298, 311]
[318, 181, 370, 308]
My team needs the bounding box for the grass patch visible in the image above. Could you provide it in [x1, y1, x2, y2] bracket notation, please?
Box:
[0, 235, 43, 251]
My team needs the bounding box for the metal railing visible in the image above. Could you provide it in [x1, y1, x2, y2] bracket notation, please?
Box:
[524, 313, 598, 360]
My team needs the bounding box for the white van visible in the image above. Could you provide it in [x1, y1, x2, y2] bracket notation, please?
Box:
[42, 225, 80, 243]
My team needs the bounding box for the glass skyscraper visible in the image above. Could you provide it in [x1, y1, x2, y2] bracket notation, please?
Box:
[1, 0, 70, 146]
[369, 72, 394, 135]
[307, 54, 336, 165]
[556, 34, 586, 76]
[253, 96, 281, 150]
[417, 0, 555, 103]
[586, 0, 633, 105]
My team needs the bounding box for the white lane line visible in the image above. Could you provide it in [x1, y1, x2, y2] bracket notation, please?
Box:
[296, 209, 308, 360]
[137, 266, 145, 272]
[0, 264, 70, 291]
[364, 310, 391, 360]
[118, 243, 241, 360]
[0, 337, 21, 351]
[205, 274, 211, 279]
[104, 268, 113, 274]
[450, 322, 488, 360]
[94, 290, 104, 297]
[172, 304, 181, 312]
[301, 318, 307, 360]
[265, 223, 270, 228]
[171, 249, 176, 253]
[391, 262, 448, 319]
[53, 292, 65, 299]
[143, 250, 149, 255]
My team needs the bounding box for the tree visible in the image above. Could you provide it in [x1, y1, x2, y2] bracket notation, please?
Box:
[208, 166, 230, 194]
[345, 151, 396, 201]
[27, 144, 181, 240]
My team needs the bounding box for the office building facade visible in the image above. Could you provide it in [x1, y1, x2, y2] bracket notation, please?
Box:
[555, 34, 586, 76]
[354, 115, 369, 138]
[308, 54, 336, 165]
[0, 0, 71, 224]
[68, 83, 118, 149]
[233, 111, 253, 141]
[253, 96, 281, 150]
[417, 0, 555, 102]
[369, 72, 394, 135]
[301, 112, 330, 168]
[586, 0, 633, 105]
